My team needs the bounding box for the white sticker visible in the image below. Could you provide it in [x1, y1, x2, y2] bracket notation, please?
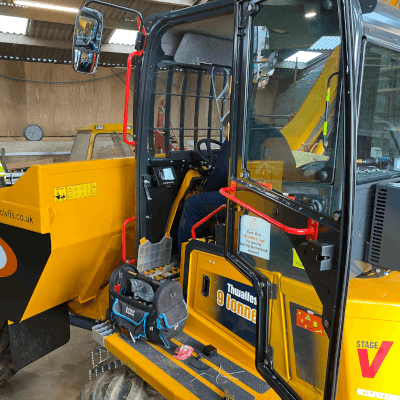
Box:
[239, 215, 270, 260]
[370, 147, 383, 158]
[357, 389, 400, 399]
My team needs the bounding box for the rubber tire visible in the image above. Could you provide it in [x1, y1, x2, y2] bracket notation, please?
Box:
[0, 318, 16, 387]
[76, 366, 166, 400]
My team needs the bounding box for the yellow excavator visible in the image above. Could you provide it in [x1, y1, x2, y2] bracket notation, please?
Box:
[1, 0, 400, 399]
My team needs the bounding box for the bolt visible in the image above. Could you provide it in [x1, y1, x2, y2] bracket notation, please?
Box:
[333, 212, 341, 222]
[376, 268, 381, 273]
[240, 172, 243, 178]
[324, 320, 330, 328]
[260, 282, 265, 288]
[264, 359, 269, 365]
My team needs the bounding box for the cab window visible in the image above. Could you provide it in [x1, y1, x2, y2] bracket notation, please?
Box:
[91, 133, 134, 160]
[69, 132, 91, 162]
[244, 4, 342, 218]
[357, 43, 400, 184]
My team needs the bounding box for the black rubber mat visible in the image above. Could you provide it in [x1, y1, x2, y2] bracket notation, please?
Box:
[174, 331, 270, 394]
[120, 334, 257, 399]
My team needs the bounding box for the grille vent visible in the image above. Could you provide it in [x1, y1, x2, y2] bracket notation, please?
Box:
[369, 188, 387, 264]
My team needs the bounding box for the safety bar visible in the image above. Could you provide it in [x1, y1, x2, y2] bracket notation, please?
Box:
[219, 186, 318, 241]
[123, 18, 147, 150]
[122, 217, 136, 264]
[191, 205, 227, 240]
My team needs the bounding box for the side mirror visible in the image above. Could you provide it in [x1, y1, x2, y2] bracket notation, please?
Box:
[72, 7, 103, 74]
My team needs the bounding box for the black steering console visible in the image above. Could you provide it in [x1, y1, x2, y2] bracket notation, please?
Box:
[195, 138, 223, 167]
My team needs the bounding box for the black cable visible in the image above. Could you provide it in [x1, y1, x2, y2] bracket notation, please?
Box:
[0, 71, 127, 85]
[111, 68, 134, 92]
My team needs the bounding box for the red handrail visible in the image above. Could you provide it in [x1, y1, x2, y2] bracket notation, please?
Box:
[191, 204, 227, 240]
[122, 217, 136, 264]
[219, 186, 318, 241]
[123, 18, 147, 150]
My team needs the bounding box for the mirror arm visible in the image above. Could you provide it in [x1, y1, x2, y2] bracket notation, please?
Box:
[83, 0, 144, 31]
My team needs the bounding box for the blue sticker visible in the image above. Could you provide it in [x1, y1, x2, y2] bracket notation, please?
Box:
[263, 146, 269, 158]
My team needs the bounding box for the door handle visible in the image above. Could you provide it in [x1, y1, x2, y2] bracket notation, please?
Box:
[143, 175, 152, 201]
[219, 185, 318, 240]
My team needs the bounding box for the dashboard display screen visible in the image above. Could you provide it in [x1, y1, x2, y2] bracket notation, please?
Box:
[154, 167, 178, 186]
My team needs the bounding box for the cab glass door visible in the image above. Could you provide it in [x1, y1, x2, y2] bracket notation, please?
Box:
[226, 0, 347, 398]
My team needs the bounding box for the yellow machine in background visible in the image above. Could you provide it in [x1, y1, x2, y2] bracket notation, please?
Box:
[70, 123, 134, 161]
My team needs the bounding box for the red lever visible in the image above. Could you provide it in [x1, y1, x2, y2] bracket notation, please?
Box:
[123, 18, 147, 150]
[191, 205, 227, 240]
[122, 217, 136, 264]
[219, 186, 318, 240]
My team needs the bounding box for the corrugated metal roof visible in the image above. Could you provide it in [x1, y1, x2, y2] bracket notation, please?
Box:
[0, 0, 187, 65]
[309, 36, 341, 51]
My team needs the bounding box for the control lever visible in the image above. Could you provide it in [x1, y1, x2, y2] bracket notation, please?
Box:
[298, 240, 335, 271]
[143, 174, 152, 201]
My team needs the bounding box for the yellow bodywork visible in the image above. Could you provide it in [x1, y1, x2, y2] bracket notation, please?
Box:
[1, 157, 135, 322]
[0, 123, 136, 323]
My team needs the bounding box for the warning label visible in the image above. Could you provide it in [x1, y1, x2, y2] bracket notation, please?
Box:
[239, 215, 271, 260]
[54, 182, 97, 203]
[54, 187, 66, 203]
[293, 249, 305, 269]
[296, 309, 324, 336]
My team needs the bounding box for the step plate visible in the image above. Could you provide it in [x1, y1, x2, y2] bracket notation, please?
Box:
[118, 330, 270, 399]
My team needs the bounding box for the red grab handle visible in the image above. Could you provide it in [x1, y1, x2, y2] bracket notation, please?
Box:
[122, 217, 136, 264]
[219, 186, 318, 241]
[191, 204, 227, 240]
[123, 18, 147, 150]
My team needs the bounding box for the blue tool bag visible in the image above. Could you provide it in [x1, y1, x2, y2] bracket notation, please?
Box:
[108, 264, 188, 348]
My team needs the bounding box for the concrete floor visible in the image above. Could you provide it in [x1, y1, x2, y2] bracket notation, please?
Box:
[0, 326, 95, 400]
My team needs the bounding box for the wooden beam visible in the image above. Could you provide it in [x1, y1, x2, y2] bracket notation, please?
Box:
[6, 158, 54, 170]
[0, 32, 132, 54]
[0, 4, 136, 30]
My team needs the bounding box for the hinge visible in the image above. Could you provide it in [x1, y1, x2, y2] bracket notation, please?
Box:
[229, 202, 238, 212]
[237, 27, 246, 38]
[267, 345, 274, 359]
[270, 283, 278, 300]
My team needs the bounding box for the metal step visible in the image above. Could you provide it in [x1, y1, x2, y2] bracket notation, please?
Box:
[104, 329, 271, 400]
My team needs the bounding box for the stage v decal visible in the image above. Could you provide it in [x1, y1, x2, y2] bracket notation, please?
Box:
[357, 340, 394, 378]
